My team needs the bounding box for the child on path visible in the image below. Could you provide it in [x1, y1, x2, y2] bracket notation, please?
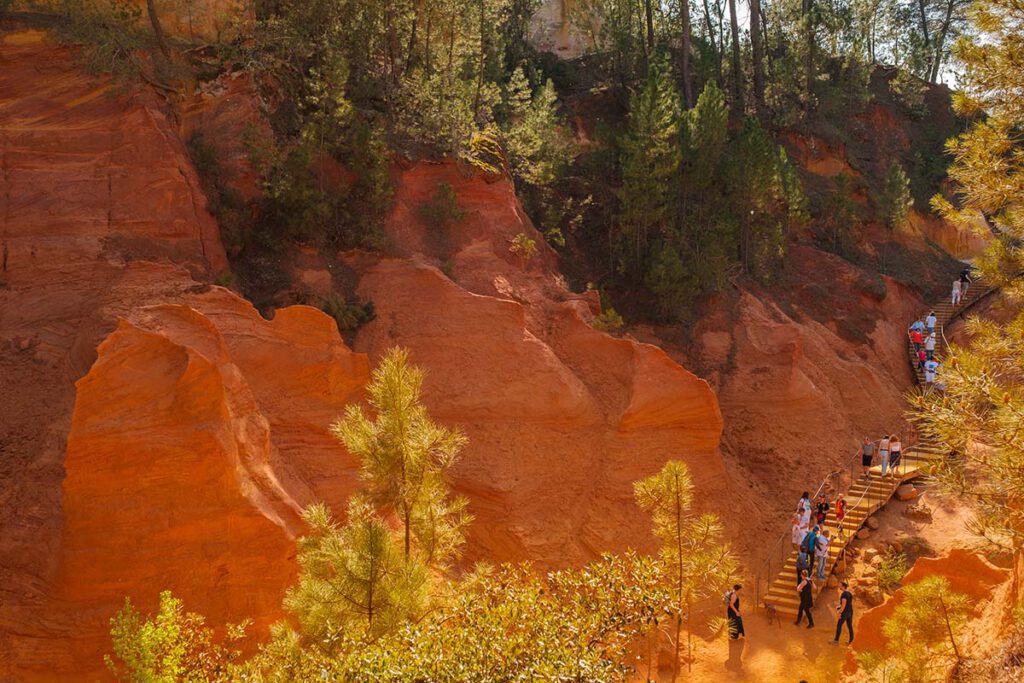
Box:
[924, 359, 940, 385]
[889, 435, 902, 477]
[917, 348, 927, 371]
[879, 435, 891, 477]
[952, 279, 962, 305]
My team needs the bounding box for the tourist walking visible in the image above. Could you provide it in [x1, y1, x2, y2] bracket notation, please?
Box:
[798, 491, 811, 529]
[835, 493, 847, 539]
[960, 268, 972, 297]
[726, 584, 745, 639]
[831, 581, 855, 644]
[924, 359, 940, 386]
[795, 570, 815, 628]
[910, 327, 924, 352]
[791, 514, 806, 550]
[816, 530, 831, 579]
[926, 311, 937, 335]
[925, 332, 937, 360]
[861, 437, 875, 475]
[815, 494, 830, 527]
[917, 348, 927, 371]
[952, 279, 962, 306]
[889, 435, 902, 477]
[910, 319, 925, 334]
[879, 435, 891, 477]
[796, 547, 810, 585]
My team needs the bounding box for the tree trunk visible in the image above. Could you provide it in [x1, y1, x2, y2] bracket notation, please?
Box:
[929, 0, 957, 83]
[645, 0, 655, 50]
[145, 0, 170, 60]
[679, 0, 694, 108]
[749, 0, 766, 117]
[702, 0, 722, 81]
[802, 0, 816, 112]
[727, 0, 744, 116]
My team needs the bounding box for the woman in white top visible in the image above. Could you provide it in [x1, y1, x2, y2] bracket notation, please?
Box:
[889, 435, 902, 477]
[791, 514, 807, 550]
[879, 435, 891, 477]
[952, 279, 962, 305]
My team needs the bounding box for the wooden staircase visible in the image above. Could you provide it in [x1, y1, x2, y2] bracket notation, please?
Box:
[760, 271, 993, 618]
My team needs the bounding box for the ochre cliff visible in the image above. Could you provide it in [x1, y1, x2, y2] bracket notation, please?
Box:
[0, 30, 730, 680]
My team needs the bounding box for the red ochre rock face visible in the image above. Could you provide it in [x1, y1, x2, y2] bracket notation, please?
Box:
[0, 31, 730, 679]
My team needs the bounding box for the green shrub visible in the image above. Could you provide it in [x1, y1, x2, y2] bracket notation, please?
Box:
[419, 183, 466, 229]
[877, 550, 909, 592]
[508, 232, 537, 263]
[593, 308, 625, 334]
[318, 293, 375, 333]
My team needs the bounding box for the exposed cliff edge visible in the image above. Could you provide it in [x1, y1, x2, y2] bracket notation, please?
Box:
[0, 29, 730, 680]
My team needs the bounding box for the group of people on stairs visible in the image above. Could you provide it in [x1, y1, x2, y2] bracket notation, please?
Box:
[729, 266, 981, 652]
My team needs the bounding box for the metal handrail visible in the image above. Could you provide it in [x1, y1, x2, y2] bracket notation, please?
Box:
[754, 444, 862, 608]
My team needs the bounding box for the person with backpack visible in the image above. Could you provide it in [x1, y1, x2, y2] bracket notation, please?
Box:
[831, 581, 855, 644]
[726, 584, 745, 639]
[796, 547, 810, 585]
[795, 570, 815, 628]
[797, 491, 811, 529]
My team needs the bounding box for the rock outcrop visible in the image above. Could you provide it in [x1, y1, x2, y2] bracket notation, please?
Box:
[0, 29, 224, 680]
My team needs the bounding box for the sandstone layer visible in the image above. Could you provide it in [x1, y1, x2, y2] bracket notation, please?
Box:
[0, 29, 224, 679]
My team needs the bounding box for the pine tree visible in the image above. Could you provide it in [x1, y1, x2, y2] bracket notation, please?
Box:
[283, 501, 429, 649]
[858, 576, 969, 680]
[616, 60, 681, 276]
[879, 161, 912, 232]
[934, 0, 1024, 285]
[331, 348, 470, 569]
[634, 461, 736, 677]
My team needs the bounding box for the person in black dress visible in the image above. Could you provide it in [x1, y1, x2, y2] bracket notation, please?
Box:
[727, 583, 745, 639]
[795, 570, 815, 628]
[832, 581, 854, 644]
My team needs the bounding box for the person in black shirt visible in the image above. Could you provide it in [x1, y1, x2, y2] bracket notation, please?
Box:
[795, 570, 815, 628]
[831, 581, 854, 644]
[726, 583, 745, 639]
[815, 495, 830, 526]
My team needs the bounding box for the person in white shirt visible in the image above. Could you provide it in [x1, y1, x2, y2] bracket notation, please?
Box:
[925, 332, 937, 360]
[926, 312, 937, 334]
[952, 279, 962, 305]
[924, 359, 940, 384]
[792, 513, 807, 550]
